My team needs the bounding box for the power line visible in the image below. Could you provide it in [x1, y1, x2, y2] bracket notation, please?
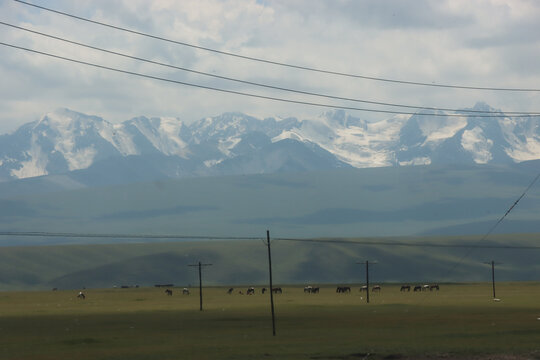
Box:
[479, 172, 540, 243]
[0, 231, 260, 241]
[3, 21, 540, 116]
[428, 171, 540, 284]
[13, 0, 540, 93]
[3, 41, 540, 119]
[0, 231, 539, 249]
[273, 237, 540, 249]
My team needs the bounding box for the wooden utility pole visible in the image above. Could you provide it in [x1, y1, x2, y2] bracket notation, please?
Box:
[483, 260, 502, 299]
[266, 230, 276, 336]
[188, 261, 212, 311]
[357, 261, 377, 304]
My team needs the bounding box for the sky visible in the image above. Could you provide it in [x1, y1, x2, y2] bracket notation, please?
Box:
[1, 0, 540, 134]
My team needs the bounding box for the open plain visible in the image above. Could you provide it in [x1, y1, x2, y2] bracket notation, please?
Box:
[0, 283, 539, 360]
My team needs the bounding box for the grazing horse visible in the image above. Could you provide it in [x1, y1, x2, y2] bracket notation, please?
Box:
[246, 287, 255, 295]
[422, 285, 430, 291]
[372, 285, 381, 292]
[413, 285, 422, 292]
[429, 284, 440, 291]
[227, 287, 234, 294]
[360, 285, 368, 292]
[262, 288, 267, 294]
[304, 286, 313, 293]
[272, 287, 282, 294]
[311, 287, 320, 294]
[336, 286, 351, 293]
[400, 285, 411, 292]
[165, 289, 173, 296]
[77, 291, 86, 299]
[182, 288, 190, 295]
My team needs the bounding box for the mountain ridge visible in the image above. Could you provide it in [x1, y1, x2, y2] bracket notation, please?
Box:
[1, 104, 539, 184]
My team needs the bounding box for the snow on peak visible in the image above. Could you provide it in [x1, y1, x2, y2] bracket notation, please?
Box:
[10, 133, 49, 178]
[3, 106, 540, 181]
[409, 113, 468, 145]
[461, 126, 493, 164]
[128, 116, 188, 157]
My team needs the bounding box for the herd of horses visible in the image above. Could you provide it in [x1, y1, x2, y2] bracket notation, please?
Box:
[75, 284, 440, 299]
[400, 284, 440, 292]
[227, 287, 283, 295]
[223, 284, 439, 295]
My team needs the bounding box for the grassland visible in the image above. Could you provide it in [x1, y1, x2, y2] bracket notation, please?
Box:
[0, 283, 539, 360]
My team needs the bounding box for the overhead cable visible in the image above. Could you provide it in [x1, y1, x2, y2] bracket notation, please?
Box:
[478, 172, 540, 243]
[272, 237, 540, 249]
[3, 41, 540, 118]
[3, 21, 540, 116]
[1, 231, 538, 249]
[13, 0, 540, 93]
[432, 170, 540, 284]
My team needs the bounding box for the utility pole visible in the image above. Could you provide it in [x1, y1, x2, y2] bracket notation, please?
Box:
[266, 230, 276, 336]
[188, 261, 212, 311]
[483, 260, 502, 299]
[357, 260, 377, 304]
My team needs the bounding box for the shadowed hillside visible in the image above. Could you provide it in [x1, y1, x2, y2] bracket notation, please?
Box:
[0, 235, 538, 290]
[1, 162, 539, 242]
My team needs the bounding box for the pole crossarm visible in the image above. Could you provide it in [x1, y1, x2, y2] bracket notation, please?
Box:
[356, 261, 378, 304]
[188, 261, 213, 311]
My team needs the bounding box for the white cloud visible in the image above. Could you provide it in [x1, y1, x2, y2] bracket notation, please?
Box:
[0, 0, 539, 134]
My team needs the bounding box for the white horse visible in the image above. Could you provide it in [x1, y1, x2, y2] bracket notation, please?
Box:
[182, 288, 190, 295]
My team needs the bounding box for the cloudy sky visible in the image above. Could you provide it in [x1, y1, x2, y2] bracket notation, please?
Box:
[1, 0, 539, 134]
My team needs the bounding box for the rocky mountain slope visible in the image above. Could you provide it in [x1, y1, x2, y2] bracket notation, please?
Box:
[1, 103, 539, 184]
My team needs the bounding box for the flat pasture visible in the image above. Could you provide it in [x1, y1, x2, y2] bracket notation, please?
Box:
[0, 283, 539, 360]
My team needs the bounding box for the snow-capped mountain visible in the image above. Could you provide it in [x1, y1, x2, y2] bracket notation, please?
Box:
[1, 104, 539, 183]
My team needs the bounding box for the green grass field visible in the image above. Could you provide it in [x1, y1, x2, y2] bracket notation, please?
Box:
[1, 283, 539, 360]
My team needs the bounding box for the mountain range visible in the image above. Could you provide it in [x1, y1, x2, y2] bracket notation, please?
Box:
[1, 102, 539, 185]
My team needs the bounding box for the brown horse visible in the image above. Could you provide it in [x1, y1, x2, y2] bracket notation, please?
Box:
[336, 286, 351, 293]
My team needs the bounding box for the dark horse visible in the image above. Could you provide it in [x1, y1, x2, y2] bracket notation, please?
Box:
[227, 287, 234, 294]
[246, 287, 255, 295]
[165, 289, 173, 296]
[272, 287, 282, 294]
[336, 286, 351, 293]
[429, 284, 440, 291]
[77, 291, 86, 299]
[400, 285, 411, 292]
